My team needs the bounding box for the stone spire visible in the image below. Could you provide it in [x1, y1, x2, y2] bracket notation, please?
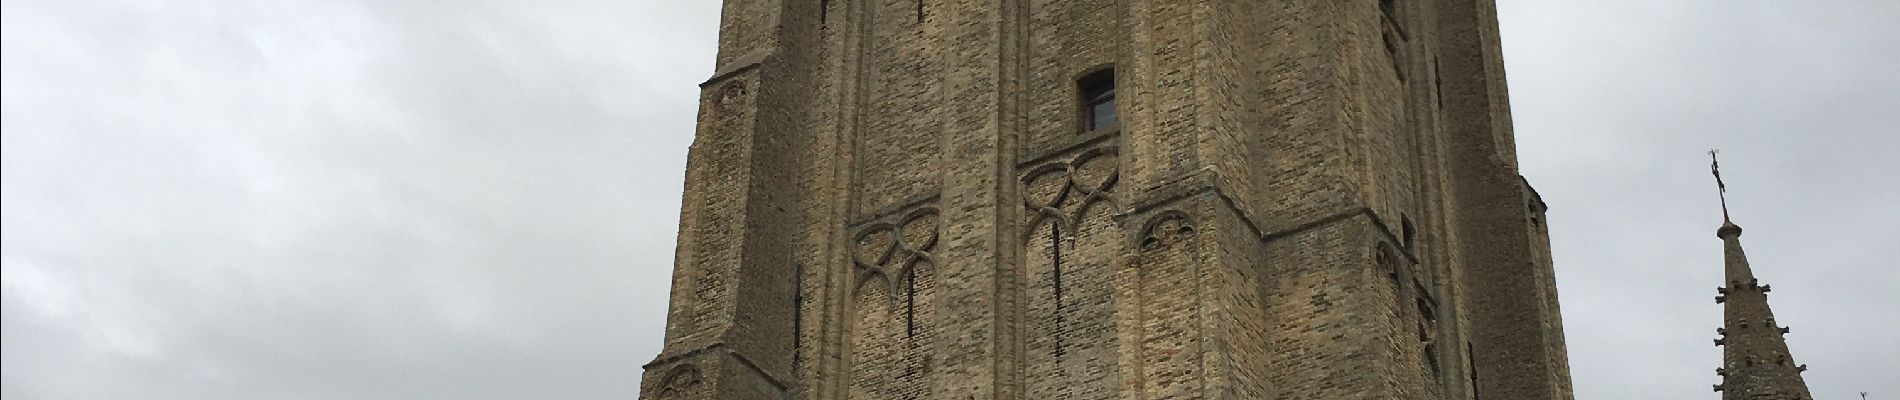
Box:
[1709, 151, 1813, 399]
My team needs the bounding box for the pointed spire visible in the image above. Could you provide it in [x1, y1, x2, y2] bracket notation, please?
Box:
[1719, 220, 1755, 295]
[1707, 152, 1814, 400]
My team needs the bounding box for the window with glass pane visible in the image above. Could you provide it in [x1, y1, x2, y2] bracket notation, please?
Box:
[1079, 69, 1116, 131]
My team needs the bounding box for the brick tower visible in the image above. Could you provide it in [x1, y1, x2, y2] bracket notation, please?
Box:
[638, 1, 1574, 399]
[1709, 155, 1814, 399]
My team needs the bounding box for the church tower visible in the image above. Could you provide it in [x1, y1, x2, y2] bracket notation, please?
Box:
[1709, 154, 1814, 399]
[638, 1, 1574, 399]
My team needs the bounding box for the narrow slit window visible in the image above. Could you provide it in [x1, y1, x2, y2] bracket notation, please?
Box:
[1402, 216, 1417, 251]
[1079, 69, 1117, 132]
[1049, 222, 1065, 358]
[1469, 342, 1482, 399]
[905, 265, 917, 341]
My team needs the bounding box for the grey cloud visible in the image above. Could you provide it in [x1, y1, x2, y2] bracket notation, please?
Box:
[4, 0, 715, 398]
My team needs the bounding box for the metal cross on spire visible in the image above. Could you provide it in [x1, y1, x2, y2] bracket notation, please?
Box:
[1710, 149, 1731, 223]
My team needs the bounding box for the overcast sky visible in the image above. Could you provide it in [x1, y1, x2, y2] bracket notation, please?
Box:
[2, 0, 1895, 399]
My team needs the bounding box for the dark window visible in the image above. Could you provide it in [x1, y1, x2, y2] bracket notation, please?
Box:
[1079, 69, 1117, 131]
[792, 262, 805, 369]
[1401, 216, 1417, 251]
[1432, 58, 1444, 107]
[1049, 222, 1065, 358]
[1469, 342, 1482, 400]
[905, 264, 917, 340]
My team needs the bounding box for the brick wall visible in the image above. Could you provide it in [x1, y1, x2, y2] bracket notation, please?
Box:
[639, 1, 1573, 399]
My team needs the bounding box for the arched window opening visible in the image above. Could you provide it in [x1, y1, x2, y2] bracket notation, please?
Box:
[1079, 68, 1117, 132]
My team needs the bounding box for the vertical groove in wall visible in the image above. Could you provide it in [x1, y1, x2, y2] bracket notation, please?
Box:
[1050, 223, 1064, 358]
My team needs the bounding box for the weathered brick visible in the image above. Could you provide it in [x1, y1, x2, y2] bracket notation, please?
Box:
[639, 1, 1573, 399]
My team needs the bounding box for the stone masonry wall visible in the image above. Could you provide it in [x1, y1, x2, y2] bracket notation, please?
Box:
[1021, 143, 1120, 400]
[640, 1, 1573, 399]
[1019, 0, 1115, 160]
[852, 0, 947, 216]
